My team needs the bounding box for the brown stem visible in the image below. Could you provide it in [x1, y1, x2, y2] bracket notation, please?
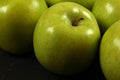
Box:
[72, 18, 84, 26]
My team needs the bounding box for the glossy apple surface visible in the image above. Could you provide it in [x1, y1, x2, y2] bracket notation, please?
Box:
[0, 0, 48, 54]
[45, 0, 95, 10]
[34, 2, 101, 75]
[100, 20, 120, 80]
[92, 0, 120, 34]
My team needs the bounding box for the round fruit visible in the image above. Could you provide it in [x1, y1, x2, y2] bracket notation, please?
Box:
[0, 0, 48, 54]
[34, 2, 101, 75]
[100, 20, 120, 80]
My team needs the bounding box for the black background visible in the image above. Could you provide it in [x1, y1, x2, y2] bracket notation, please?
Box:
[0, 49, 106, 80]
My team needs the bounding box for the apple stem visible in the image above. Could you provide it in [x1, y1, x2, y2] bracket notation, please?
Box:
[72, 18, 84, 26]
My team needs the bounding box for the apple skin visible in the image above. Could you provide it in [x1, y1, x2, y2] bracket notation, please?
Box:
[34, 2, 101, 75]
[92, 0, 120, 34]
[0, 0, 48, 54]
[45, 0, 95, 10]
[100, 20, 120, 80]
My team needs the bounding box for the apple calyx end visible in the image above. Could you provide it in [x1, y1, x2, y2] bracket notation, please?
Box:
[72, 18, 84, 26]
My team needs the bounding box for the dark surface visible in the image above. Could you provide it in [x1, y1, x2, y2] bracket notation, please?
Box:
[0, 49, 106, 80]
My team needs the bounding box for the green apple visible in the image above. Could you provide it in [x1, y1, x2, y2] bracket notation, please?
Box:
[100, 20, 120, 80]
[0, 0, 48, 54]
[45, 0, 95, 10]
[92, 0, 120, 34]
[34, 2, 101, 75]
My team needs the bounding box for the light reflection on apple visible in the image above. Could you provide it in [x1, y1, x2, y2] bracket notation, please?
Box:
[31, 0, 40, 8]
[0, 6, 8, 13]
[47, 27, 54, 34]
[86, 29, 94, 37]
[114, 37, 120, 50]
[61, 13, 72, 26]
[82, 11, 91, 19]
[73, 7, 79, 13]
[62, 13, 69, 21]
[29, 0, 41, 11]
[105, 3, 113, 15]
